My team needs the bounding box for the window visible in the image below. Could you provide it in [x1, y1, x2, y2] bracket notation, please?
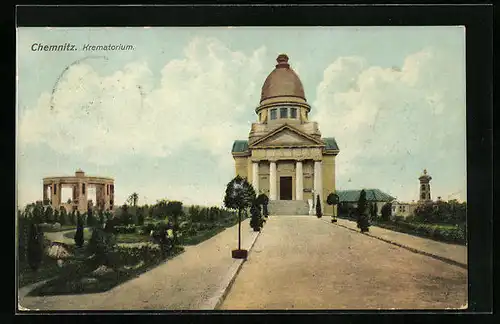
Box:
[421, 184, 426, 190]
[53, 184, 57, 195]
[82, 183, 86, 195]
[270, 109, 277, 120]
[259, 112, 262, 122]
[421, 193, 425, 199]
[280, 107, 288, 118]
[290, 108, 297, 118]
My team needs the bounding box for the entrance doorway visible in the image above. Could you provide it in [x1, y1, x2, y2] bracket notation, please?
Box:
[280, 176, 293, 200]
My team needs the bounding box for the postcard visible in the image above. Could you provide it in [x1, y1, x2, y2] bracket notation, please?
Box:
[16, 26, 467, 311]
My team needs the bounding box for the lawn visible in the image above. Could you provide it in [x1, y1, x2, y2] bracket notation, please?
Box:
[41, 225, 80, 233]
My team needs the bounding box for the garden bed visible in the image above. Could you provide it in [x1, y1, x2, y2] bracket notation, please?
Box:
[18, 257, 64, 288]
[27, 245, 184, 296]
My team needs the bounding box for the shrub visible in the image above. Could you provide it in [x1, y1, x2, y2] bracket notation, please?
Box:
[380, 202, 392, 221]
[74, 213, 84, 247]
[356, 190, 370, 232]
[316, 195, 322, 218]
[59, 207, 67, 226]
[44, 206, 53, 224]
[115, 224, 137, 234]
[87, 227, 114, 266]
[250, 202, 262, 231]
[27, 222, 43, 271]
[257, 194, 269, 218]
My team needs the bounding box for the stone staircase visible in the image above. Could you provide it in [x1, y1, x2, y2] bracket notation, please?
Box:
[268, 200, 310, 215]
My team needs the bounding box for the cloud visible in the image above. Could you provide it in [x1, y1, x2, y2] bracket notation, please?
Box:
[18, 37, 268, 165]
[313, 47, 466, 201]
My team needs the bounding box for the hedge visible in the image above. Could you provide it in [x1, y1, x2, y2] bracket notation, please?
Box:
[375, 220, 465, 245]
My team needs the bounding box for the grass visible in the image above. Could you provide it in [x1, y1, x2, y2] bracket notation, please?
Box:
[181, 227, 226, 246]
[41, 225, 80, 233]
[63, 228, 93, 241]
[28, 246, 185, 296]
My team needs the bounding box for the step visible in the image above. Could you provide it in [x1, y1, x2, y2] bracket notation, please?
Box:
[268, 200, 310, 215]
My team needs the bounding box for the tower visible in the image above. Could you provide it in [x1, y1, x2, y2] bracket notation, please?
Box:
[418, 169, 432, 203]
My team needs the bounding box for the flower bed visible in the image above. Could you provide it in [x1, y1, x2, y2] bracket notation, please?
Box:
[27, 244, 185, 296]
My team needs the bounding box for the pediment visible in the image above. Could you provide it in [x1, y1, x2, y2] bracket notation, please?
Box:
[250, 125, 324, 148]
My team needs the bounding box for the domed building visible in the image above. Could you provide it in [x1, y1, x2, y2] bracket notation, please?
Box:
[231, 54, 340, 215]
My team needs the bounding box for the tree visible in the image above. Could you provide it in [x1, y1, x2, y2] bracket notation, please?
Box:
[44, 206, 53, 223]
[98, 210, 105, 228]
[31, 204, 43, 224]
[120, 204, 132, 225]
[166, 201, 183, 246]
[53, 209, 60, 224]
[257, 193, 269, 218]
[137, 208, 145, 226]
[59, 207, 67, 226]
[356, 190, 370, 232]
[127, 192, 139, 207]
[27, 222, 43, 271]
[70, 209, 76, 225]
[327, 193, 339, 223]
[74, 212, 84, 247]
[316, 195, 323, 218]
[224, 175, 256, 258]
[380, 202, 392, 221]
[86, 207, 95, 227]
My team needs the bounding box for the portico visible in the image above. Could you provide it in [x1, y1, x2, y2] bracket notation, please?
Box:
[231, 54, 339, 215]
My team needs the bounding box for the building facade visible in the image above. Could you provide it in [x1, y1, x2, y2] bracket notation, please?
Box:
[42, 169, 114, 213]
[231, 54, 339, 215]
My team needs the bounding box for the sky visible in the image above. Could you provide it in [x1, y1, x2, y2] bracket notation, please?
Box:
[16, 26, 466, 208]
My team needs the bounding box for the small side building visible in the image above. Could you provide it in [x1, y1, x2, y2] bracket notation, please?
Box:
[391, 201, 419, 219]
[337, 189, 395, 217]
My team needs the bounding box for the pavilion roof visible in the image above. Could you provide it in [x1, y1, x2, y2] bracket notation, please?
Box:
[337, 189, 395, 203]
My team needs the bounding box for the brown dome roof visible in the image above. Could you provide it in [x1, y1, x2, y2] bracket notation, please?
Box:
[260, 54, 306, 103]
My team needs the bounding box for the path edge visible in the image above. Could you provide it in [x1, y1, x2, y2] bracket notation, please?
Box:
[323, 219, 467, 270]
[205, 229, 261, 310]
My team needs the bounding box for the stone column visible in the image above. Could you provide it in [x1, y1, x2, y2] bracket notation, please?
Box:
[252, 161, 259, 194]
[269, 160, 277, 200]
[314, 160, 323, 205]
[295, 160, 303, 201]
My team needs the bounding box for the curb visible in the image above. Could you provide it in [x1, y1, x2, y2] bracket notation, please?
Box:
[323, 219, 467, 270]
[199, 229, 262, 310]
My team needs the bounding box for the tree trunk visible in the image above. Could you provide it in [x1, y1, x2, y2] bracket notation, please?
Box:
[238, 208, 241, 250]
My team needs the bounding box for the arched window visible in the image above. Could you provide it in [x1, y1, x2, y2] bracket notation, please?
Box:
[421, 184, 426, 191]
[290, 107, 297, 118]
[421, 193, 426, 199]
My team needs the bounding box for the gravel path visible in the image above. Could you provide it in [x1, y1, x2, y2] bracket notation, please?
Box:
[220, 216, 467, 310]
[19, 219, 258, 311]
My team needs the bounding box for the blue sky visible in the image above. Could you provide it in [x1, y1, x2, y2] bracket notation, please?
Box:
[16, 26, 466, 208]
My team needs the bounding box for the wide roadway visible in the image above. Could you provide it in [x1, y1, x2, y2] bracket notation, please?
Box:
[220, 215, 467, 310]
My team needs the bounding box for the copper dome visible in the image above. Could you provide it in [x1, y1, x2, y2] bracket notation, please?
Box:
[260, 54, 306, 103]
